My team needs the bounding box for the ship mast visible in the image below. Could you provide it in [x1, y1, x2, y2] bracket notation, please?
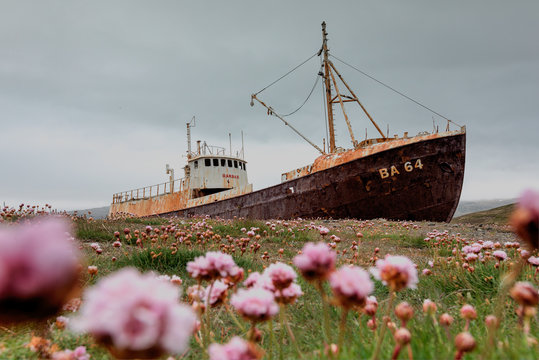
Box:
[321, 22, 336, 153]
[251, 22, 388, 155]
[320, 22, 387, 152]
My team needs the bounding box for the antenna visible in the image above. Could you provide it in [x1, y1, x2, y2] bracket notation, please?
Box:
[166, 164, 174, 193]
[229, 133, 232, 156]
[241, 130, 244, 159]
[186, 116, 196, 158]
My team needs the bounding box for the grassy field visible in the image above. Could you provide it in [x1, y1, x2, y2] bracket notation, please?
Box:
[0, 214, 537, 359]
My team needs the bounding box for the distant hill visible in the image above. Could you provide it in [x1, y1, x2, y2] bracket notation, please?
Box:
[70, 206, 110, 219]
[454, 198, 516, 217]
[452, 203, 515, 225]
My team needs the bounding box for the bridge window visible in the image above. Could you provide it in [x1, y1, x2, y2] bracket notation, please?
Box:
[220, 159, 226, 167]
[194, 160, 198, 169]
[234, 160, 238, 168]
[243, 163, 247, 171]
[228, 159, 232, 167]
[213, 158, 219, 166]
[205, 159, 211, 167]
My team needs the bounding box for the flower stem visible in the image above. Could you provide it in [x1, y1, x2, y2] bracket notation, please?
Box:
[279, 306, 285, 360]
[316, 281, 332, 345]
[430, 314, 443, 345]
[371, 291, 395, 360]
[482, 258, 525, 359]
[204, 280, 215, 347]
[337, 308, 349, 357]
[391, 344, 401, 360]
[282, 305, 303, 358]
[268, 320, 274, 360]
[249, 321, 257, 342]
[406, 343, 413, 360]
[225, 303, 245, 332]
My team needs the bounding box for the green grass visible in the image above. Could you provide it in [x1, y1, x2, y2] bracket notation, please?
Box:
[2, 217, 538, 360]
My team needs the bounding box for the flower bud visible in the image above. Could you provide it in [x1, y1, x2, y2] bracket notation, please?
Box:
[325, 343, 338, 356]
[394, 328, 412, 345]
[422, 299, 437, 315]
[455, 332, 476, 353]
[510, 282, 539, 307]
[460, 304, 477, 320]
[395, 302, 414, 323]
[485, 315, 499, 329]
[364, 303, 377, 316]
[439, 313, 454, 326]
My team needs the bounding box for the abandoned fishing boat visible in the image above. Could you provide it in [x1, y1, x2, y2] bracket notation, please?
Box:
[109, 22, 465, 222]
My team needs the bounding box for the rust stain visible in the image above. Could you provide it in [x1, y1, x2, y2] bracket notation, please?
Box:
[281, 130, 461, 181]
[110, 185, 253, 217]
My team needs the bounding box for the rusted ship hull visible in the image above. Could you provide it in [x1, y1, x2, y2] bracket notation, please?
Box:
[162, 132, 465, 222]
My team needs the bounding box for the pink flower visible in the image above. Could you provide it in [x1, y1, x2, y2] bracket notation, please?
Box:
[329, 266, 373, 308]
[519, 189, 539, 216]
[243, 272, 262, 288]
[170, 275, 183, 286]
[318, 226, 329, 236]
[482, 241, 494, 249]
[510, 189, 539, 249]
[0, 217, 80, 321]
[204, 280, 229, 307]
[370, 255, 418, 291]
[465, 253, 478, 262]
[208, 336, 262, 360]
[273, 283, 303, 305]
[423, 299, 437, 314]
[528, 256, 539, 266]
[55, 315, 70, 329]
[52, 346, 90, 360]
[264, 262, 297, 290]
[460, 304, 477, 320]
[422, 269, 432, 276]
[293, 242, 336, 281]
[72, 268, 196, 356]
[187, 251, 239, 281]
[462, 243, 482, 254]
[493, 250, 507, 261]
[231, 288, 278, 322]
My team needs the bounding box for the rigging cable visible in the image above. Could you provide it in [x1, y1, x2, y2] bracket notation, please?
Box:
[330, 54, 462, 128]
[254, 52, 319, 95]
[282, 64, 323, 117]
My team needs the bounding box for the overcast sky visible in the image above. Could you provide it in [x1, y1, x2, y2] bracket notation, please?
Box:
[1, 0, 538, 210]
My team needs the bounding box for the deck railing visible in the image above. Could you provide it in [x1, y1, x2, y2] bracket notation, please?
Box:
[112, 178, 189, 204]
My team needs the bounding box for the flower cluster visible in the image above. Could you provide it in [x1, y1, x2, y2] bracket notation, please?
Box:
[371, 255, 418, 291]
[293, 242, 336, 280]
[231, 288, 279, 322]
[0, 217, 80, 322]
[329, 266, 373, 308]
[187, 251, 241, 281]
[208, 336, 263, 360]
[72, 268, 196, 358]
